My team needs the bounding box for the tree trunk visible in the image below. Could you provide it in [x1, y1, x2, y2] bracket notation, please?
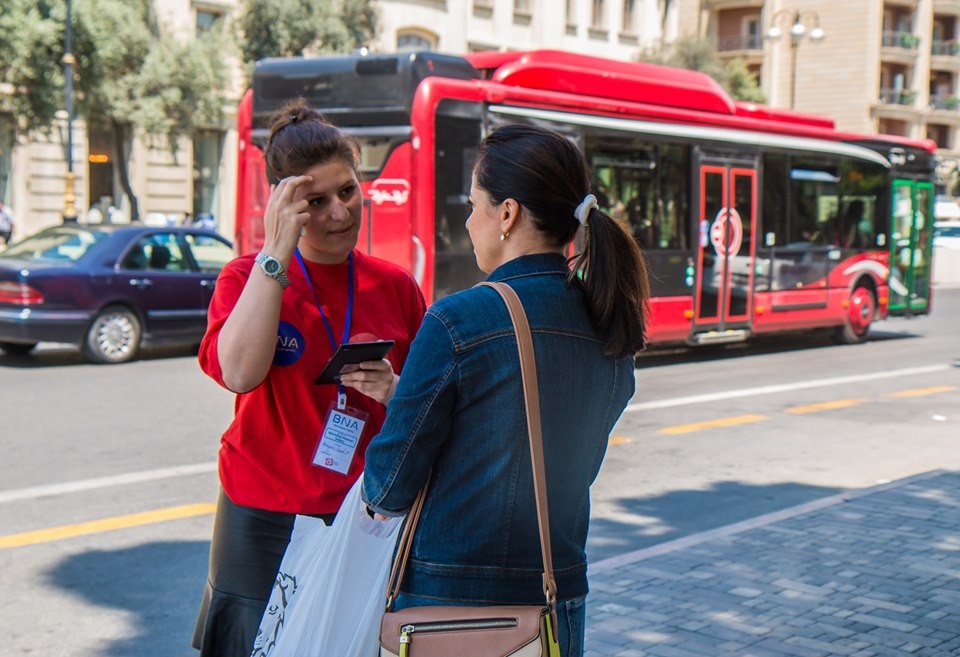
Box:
[113, 120, 140, 222]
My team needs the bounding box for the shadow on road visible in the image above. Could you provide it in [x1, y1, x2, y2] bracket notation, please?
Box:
[44, 540, 209, 657]
[587, 479, 841, 562]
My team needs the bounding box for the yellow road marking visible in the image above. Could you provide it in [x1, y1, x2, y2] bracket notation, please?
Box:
[608, 436, 632, 445]
[786, 399, 866, 415]
[887, 386, 957, 398]
[0, 503, 216, 549]
[660, 414, 767, 435]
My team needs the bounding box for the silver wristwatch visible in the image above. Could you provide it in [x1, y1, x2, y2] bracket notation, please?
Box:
[255, 252, 290, 289]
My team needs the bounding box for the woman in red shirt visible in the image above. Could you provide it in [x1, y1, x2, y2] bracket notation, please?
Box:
[191, 99, 426, 657]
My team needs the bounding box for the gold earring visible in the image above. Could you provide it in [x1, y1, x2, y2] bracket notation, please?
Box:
[500, 230, 510, 241]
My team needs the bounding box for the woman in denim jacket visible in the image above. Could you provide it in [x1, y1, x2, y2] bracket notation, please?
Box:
[363, 124, 650, 657]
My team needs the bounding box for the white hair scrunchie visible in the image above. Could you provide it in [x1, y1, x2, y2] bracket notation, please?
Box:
[574, 194, 598, 226]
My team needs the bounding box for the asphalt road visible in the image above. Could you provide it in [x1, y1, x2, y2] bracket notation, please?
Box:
[1, 288, 958, 657]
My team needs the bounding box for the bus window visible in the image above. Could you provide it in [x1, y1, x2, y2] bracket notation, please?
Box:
[357, 137, 398, 180]
[659, 144, 691, 251]
[838, 159, 887, 249]
[788, 162, 840, 246]
[762, 154, 788, 249]
[587, 141, 690, 251]
[434, 110, 484, 299]
[587, 138, 691, 299]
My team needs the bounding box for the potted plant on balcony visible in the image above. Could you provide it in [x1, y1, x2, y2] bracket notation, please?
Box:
[947, 95, 959, 110]
[899, 32, 921, 49]
[900, 89, 917, 105]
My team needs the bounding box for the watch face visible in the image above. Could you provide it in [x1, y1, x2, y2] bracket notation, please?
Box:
[264, 259, 280, 275]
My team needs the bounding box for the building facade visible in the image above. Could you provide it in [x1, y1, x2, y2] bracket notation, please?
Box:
[9, 0, 960, 244]
[678, 0, 960, 192]
[1, 0, 677, 243]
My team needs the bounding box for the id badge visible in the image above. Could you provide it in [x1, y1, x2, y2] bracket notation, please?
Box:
[312, 402, 369, 474]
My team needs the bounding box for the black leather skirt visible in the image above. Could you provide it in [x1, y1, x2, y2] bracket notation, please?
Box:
[191, 489, 334, 657]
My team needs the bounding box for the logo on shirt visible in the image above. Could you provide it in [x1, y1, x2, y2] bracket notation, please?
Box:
[273, 321, 305, 366]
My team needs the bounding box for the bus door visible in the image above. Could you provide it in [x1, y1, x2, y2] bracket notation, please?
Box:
[692, 160, 758, 342]
[889, 179, 933, 314]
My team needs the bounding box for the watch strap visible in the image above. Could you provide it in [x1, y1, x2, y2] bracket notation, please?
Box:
[255, 252, 290, 289]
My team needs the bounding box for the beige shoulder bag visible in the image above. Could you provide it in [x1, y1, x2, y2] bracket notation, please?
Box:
[378, 281, 562, 657]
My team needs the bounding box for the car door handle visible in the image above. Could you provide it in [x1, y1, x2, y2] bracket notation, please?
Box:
[200, 279, 215, 288]
[129, 278, 153, 288]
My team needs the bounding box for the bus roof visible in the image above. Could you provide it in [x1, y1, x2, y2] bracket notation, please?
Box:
[471, 49, 736, 116]
[250, 49, 935, 159]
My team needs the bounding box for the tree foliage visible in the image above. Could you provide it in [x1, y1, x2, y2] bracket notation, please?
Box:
[238, 0, 378, 64]
[640, 36, 765, 103]
[0, 0, 63, 131]
[0, 0, 228, 218]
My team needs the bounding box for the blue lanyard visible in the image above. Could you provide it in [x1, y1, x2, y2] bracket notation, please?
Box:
[295, 249, 354, 407]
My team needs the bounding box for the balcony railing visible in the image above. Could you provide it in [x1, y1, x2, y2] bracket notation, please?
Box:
[932, 39, 960, 56]
[882, 30, 921, 49]
[930, 94, 960, 110]
[879, 88, 917, 105]
[716, 34, 763, 51]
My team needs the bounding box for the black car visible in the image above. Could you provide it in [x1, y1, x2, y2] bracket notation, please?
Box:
[0, 224, 235, 363]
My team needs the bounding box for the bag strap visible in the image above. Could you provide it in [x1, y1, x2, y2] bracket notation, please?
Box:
[481, 281, 557, 607]
[384, 472, 429, 611]
[383, 281, 557, 611]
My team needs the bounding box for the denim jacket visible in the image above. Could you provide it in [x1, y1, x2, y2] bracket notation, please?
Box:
[362, 253, 636, 605]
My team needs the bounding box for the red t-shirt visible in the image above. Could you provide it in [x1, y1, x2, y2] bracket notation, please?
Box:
[199, 249, 426, 514]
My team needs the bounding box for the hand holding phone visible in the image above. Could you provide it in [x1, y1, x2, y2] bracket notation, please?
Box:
[314, 340, 395, 385]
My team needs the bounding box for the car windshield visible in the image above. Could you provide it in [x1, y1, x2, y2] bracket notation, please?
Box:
[1, 226, 110, 263]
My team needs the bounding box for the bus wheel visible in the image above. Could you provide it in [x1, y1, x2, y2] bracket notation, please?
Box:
[834, 285, 875, 345]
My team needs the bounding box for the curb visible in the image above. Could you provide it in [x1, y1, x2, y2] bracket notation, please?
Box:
[588, 468, 946, 574]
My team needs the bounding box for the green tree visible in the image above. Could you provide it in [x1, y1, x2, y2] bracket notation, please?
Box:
[640, 36, 765, 104]
[0, 0, 227, 220]
[0, 0, 63, 131]
[238, 0, 378, 65]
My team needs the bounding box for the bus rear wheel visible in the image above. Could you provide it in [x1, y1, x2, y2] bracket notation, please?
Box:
[834, 285, 875, 345]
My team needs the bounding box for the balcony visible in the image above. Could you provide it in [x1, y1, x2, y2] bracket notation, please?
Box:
[715, 32, 764, 65]
[883, 30, 921, 49]
[879, 88, 917, 105]
[717, 34, 763, 51]
[881, 30, 921, 65]
[932, 39, 960, 70]
[930, 94, 960, 111]
[932, 39, 959, 55]
[875, 89, 920, 123]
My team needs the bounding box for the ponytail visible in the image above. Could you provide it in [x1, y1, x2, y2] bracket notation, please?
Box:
[569, 208, 650, 358]
[475, 123, 651, 357]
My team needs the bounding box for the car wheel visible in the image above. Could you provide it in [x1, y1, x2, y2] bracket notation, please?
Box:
[833, 285, 875, 345]
[84, 306, 142, 364]
[0, 341, 38, 356]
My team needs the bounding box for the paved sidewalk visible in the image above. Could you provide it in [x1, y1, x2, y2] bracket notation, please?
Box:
[585, 470, 960, 657]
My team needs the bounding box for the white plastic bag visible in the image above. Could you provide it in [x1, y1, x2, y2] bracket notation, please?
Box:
[251, 475, 403, 657]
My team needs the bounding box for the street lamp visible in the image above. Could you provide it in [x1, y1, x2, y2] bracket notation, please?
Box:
[61, 0, 78, 223]
[766, 8, 825, 110]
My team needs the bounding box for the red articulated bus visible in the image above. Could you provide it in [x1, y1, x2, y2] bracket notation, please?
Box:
[235, 49, 936, 347]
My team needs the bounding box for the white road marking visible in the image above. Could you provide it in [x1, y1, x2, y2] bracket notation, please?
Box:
[2, 367, 951, 504]
[0, 462, 217, 504]
[625, 364, 951, 413]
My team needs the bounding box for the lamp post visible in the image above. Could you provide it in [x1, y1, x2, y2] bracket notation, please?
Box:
[766, 8, 825, 109]
[62, 0, 78, 223]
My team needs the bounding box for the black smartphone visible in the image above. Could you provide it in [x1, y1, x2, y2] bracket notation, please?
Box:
[313, 340, 395, 385]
